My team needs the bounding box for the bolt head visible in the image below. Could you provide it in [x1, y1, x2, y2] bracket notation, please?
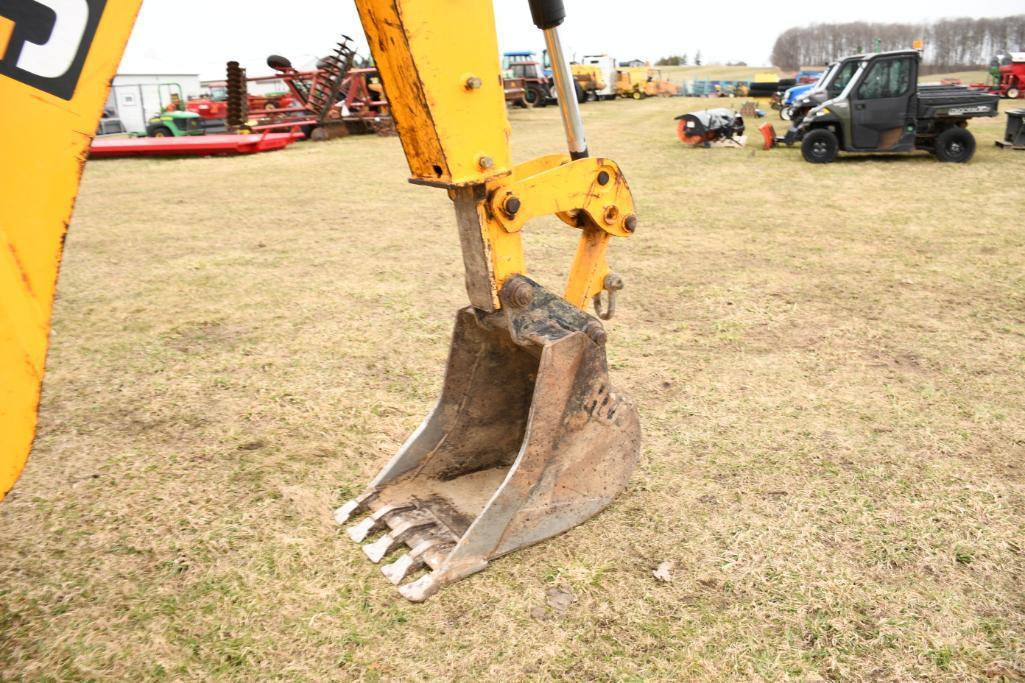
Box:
[479, 156, 494, 170]
[465, 76, 483, 90]
[505, 280, 534, 308]
[503, 195, 522, 217]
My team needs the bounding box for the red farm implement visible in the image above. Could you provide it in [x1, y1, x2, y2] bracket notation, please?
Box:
[226, 35, 394, 140]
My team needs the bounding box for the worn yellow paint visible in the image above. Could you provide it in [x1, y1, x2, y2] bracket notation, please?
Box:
[490, 157, 636, 237]
[355, 0, 636, 314]
[0, 1, 142, 501]
[0, 16, 14, 58]
[354, 0, 512, 186]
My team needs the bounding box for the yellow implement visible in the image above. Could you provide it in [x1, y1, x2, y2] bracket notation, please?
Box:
[0, 0, 142, 500]
[339, 0, 641, 601]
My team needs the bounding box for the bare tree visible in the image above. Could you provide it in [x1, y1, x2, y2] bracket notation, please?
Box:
[770, 16, 1025, 71]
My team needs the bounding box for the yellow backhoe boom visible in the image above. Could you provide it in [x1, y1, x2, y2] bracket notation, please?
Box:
[0, 0, 143, 500]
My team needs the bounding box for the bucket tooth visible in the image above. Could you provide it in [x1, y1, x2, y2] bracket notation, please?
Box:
[334, 491, 377, 525]
[381, 538, 442, 585]
[381, 553, 421, 585]
[346, 504, 413, 543]
[362, 533, 400, 563]
[340, 276, 641, 601]
[363, 508, 439, 562]
[399, 573, 440, 603]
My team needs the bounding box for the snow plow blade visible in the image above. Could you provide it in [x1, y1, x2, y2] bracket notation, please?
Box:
[336, 276, 641, 602]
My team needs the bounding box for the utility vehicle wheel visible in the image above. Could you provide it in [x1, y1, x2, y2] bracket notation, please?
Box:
[631, 90, 643, 100]
[1007, 87, 1020, 99]
[801, 128, 838, 163]
[150, 126, 172, 138]
[779, 107, 792, 121]
[934, 127, 975, 163]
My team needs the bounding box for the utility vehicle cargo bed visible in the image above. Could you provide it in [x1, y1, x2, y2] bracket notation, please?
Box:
[917, 88, 999, 119]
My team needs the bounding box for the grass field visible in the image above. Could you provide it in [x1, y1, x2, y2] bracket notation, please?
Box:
[2, 95, 1024, 681]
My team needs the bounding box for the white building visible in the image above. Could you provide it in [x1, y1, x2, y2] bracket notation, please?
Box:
[104, 73, 202, 134]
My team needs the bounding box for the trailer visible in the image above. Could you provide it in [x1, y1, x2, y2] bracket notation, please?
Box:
[89, 131, 301, 159]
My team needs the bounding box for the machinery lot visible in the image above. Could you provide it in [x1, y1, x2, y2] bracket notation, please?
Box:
[2, 97, 1023, 679]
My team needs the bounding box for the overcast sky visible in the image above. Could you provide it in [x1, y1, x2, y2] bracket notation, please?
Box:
[119, 1, 1024, 79]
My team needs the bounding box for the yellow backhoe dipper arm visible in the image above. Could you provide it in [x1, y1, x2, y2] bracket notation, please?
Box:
[339, 0, 642, 601]
[351, 0, 637, 313]
[0, 0, 143, 501]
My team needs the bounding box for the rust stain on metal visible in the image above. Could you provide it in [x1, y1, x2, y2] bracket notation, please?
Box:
[6, 242, 35, 299]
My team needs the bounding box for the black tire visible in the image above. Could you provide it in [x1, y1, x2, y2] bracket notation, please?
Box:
[801, 128, 839, 163]
[525, 85, 547, 108]
[149, 126, 173, 138]
[575, 81, 587, 104]
[779, 107, 792, 121]
[934, 127, 975, 163]
[1007, 87, 1020, 99]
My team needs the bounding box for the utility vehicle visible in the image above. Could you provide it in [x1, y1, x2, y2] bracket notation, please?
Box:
[773, 50, 998, 163]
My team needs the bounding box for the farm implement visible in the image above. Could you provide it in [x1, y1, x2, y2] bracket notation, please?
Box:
[226, 35, 394, 140]
[996, 108, 1025, 150]
[88, 131, 301, 159]
[675, 108, 747, 147]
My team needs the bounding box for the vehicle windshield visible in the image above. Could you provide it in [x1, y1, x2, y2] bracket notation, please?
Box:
[826, 60, 861, 97]
[510, 63, 539, 79]
[816, 63, 838, 87]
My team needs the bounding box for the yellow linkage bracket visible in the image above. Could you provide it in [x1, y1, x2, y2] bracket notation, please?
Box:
[486, 156, 637, 309]
[356, 0, 637, 314]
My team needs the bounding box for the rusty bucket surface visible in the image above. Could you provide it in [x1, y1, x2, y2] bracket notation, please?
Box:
[336, 276, 640, 601]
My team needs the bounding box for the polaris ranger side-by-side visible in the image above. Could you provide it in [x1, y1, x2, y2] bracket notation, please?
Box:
[768, 50, 999, 163]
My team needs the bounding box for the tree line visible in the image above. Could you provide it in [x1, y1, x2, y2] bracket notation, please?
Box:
[770, 16, 1025, 71]
[657, 51, 702, 67]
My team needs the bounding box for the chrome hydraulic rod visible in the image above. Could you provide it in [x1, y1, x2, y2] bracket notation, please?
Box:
[529, 0, 588, 160]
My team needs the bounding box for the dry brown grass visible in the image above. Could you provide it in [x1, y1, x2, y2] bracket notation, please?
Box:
[1, 96, 1024, 681]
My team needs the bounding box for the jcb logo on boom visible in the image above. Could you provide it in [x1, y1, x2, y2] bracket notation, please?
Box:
[0, 0, 106, 100]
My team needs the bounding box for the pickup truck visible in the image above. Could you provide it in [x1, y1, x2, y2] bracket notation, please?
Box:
[776, 49, 999, 163]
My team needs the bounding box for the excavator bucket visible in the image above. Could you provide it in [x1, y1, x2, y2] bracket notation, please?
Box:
[336, 277, 640, 602]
